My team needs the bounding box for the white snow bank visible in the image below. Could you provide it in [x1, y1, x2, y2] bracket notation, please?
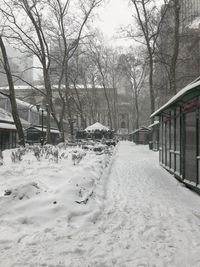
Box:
[1, 142, 200, 266]
[0, 144, 114, 247]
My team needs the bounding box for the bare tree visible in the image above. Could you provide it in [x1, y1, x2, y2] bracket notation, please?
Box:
[167, 0, 180, 95]
[0, 0, 57, 143]
[0, 35, 25, 146]
[47, 0, 103, 139]
[88, 42, 113, 129]
[107, 50, 121, 131]
[68, 52, 98, 128]
[146, 0, 181, 105]
[119, 51, 146, 129]
[0, 0, 103, 141]
[126, 0, 168, 118]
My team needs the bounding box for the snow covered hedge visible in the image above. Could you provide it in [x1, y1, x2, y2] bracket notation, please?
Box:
[0, 141, 115, 227]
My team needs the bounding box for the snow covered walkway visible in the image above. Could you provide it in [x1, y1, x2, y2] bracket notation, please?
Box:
[1, 141, 200, 266]
[65, 141, 200, 267]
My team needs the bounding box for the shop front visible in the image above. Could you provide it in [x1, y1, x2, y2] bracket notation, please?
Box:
[151, 79, 200, 192]
[25, 126, 60, 145]
[0, 122, 17, 150]
[129, 127, 150, 145]
[148, 121, 159, 151]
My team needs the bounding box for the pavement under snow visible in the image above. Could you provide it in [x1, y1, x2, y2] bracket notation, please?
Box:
[1, 141, 200, 267]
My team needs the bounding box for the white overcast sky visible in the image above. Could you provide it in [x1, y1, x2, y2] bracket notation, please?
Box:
[94, 0, 133, 47]
[94, 0, 164, 47]
[95, 0, 133, 37]
[34, 0, 164, 78]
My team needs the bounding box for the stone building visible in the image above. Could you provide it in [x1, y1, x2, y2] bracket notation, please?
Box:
[180, 0, 200, 32]
[155, 0, 200, 107]
[0, 42, 33, 87]
[0, 85, 133, 137]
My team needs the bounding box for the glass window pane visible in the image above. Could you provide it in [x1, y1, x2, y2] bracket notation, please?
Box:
[198, 161, 200, 183]
[170, 111, 174, 150]
[175, 154, 180, 174]
[184, 111, 197, 183]
[170, 152, 174, 170]
[159, 118, 163, 162]
[163, 121, 165, 164]
[175, 108, 180, 152]
[198, 106, 200, 184]
[166, 120, 170, 167]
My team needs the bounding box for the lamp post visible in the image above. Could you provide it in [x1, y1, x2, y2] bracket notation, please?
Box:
[45, 104, 51, 144]
[36, 104, 44, 146]
[71, 116, 77, 141]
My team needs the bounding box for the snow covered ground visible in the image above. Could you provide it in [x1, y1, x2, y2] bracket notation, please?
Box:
[1, 141, 200, 266]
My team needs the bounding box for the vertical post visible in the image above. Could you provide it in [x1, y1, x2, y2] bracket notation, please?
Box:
[36, 104, 45, 146]
[69, 118, 74, 142]
[71, 116, 76, 142]
[42, 109, 44, 146]
[46, 104, 51, 144]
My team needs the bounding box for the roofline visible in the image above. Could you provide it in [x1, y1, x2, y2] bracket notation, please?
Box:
[148, 121, 159, 128]
[150, 78, 200, 118]
[129, 127, 150, 134]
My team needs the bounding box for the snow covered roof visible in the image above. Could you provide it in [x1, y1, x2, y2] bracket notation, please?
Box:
[25, 126, 60, 134]
[148, 121, 159, 128]
[85, 122, 109, 132]
[151, 77, 200, 117]
[0, 122, 16, 130]
[0, 108, 13, 122]
[0, 94, 44, 113]
[0, 107, 30, 127]
[35, 127, 59, 134]
[16, 99, 40, 113]
[129, 127, 150, 135]
[0, 85, 32, 90]
[188, 17, 200, 30]
[0, 84, 106, 91]
[0, 85, 45, 91]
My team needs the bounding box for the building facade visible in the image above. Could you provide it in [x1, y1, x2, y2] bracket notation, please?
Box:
[0, 108, 17, 150]
[151, 78, 200, 193]
[0, 85, 133, 136]
[155, 0, 200, 107]
[181, 0, 200, 32]
[0, 42, 33, 87]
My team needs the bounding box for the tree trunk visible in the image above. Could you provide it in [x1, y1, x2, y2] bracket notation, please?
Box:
[46, 105, 51, 144]
[64, 62, 74, 140]
[149, 53, 155, 123]
[134, 87, 139, 129]
[0, 36, 25, 146]
[99, 69, 113, 129]
[42, 70, 53, 144]
[169, 0, 180, 95]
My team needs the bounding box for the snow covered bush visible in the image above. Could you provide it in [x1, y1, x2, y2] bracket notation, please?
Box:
[71, 150, 86, 165]
[33, 146, 41, 161]
[4, 182, 40, 200]
[11, 147, 25, 162]
[48, 147, 59, 163]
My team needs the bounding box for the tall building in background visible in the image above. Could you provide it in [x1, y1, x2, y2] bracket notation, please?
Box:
[154, 0, 200, 106]
[0, 42, 33, 87]
[181, 0, 200, 31]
